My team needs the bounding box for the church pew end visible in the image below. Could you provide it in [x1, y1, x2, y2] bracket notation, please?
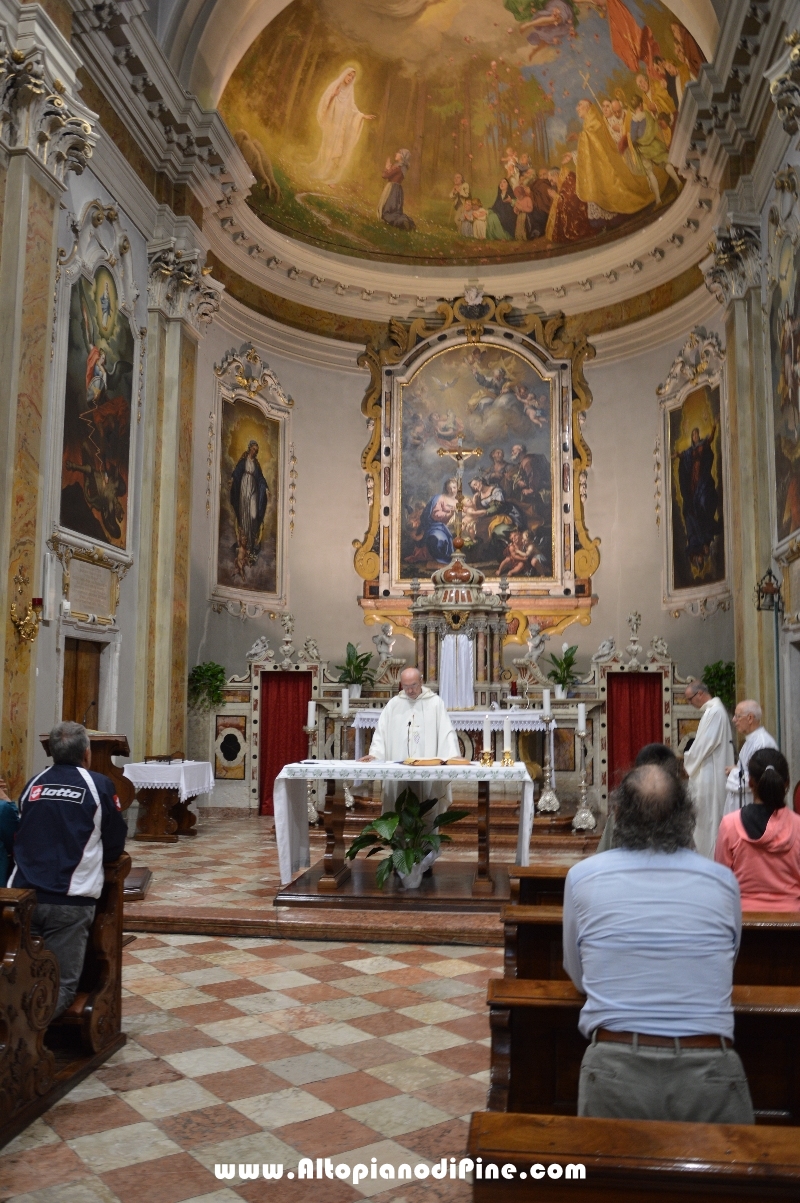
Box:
[486, 978, 800, 1124]
[1, 891, 126, 1148]
[467, 1110, 800, 1200]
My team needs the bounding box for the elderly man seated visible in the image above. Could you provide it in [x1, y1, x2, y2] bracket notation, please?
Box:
[563, 763, 753, 1124]
[9, 721, 127, 1017]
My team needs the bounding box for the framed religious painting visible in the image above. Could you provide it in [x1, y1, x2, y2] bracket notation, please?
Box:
[51, 201, 141, 562]
[767, 228, 800, 551]
[656, 329, 731, 617]
[380, 324, 575, 599]
[209, 346, 294, 617]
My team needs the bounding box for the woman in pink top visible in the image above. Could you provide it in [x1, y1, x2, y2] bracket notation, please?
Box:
[715, 749, 800, 911]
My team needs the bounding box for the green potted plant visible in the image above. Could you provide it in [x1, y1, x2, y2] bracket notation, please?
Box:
[346, 788, 469, 889]
[546, 642, 579, 699]
[187, 661, 227, 711]
[336, 642, 375, 699]
[703, 660, 736, 714]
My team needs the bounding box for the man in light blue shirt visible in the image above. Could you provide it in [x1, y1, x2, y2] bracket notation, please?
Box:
[563, 763, 754, 1123]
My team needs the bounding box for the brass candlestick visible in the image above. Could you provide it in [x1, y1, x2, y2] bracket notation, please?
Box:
[479, 750, 494, 767]
[502, 749, 514, 767]
[303, 724, 319, 823]
[537, 715, 560, 813]
[572, 726, 596, 831]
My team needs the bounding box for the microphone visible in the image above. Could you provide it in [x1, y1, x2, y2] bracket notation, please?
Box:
[82, 700, 97, 725]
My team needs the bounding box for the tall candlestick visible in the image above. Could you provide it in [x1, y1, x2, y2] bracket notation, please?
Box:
[341, 687, 349, 716]
[483, 714, 491, 755]
[307, 700, 316, 728]
[577, 703, 586, 733]
[542, 688, 551, 717]
[503, 716, 511, 752]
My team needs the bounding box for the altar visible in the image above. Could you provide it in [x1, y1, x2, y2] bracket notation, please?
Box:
[273, 759, 535, 912]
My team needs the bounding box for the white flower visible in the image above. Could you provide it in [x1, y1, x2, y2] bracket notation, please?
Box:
[562, 642, 570, 654]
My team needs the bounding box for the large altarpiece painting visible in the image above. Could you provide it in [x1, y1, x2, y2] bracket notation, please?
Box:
[353, 293, 600, 637]
[768, 229, 800, 548]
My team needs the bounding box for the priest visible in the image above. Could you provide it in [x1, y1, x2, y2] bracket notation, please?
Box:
[683, 680, 735, 857]
[360, 666, 459, 813]
[724, 699, 778, 814]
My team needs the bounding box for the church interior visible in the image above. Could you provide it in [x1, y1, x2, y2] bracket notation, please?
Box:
[3, 0, 800, 1198]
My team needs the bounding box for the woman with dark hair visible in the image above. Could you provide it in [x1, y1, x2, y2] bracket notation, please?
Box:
[486, 179, 516, 239]
[714, 749, 800, 911]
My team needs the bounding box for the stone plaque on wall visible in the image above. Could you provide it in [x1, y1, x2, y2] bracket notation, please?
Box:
[69, 559, 114, 622]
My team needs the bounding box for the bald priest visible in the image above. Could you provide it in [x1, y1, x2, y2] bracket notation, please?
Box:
[360, 667, 459, 811]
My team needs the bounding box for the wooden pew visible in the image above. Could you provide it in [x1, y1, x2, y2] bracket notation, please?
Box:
[487, 978, 800, 1125]
[468, 1111, 800, 1201]
[0, 854, 130, 1149]
[508, 864, 569, 907]
[502, 905, 800, 986]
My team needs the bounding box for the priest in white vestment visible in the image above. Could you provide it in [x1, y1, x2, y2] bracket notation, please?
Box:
[683, 680, 735, 858]
[724, 699, 778, 814]
[360, 667, 459, 814]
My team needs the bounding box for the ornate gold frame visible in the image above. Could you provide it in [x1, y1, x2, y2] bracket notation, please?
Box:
[352, 293, 598, 638]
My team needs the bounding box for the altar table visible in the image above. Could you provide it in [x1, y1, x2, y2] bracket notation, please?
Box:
[273, 759, 535, 895]
[123, 760, 214, 843]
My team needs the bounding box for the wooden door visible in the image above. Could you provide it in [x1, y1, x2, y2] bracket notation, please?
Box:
[62, 638, 102, 727]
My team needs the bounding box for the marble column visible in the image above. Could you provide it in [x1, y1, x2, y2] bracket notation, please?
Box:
[134, 233, 222, 757]
[705, 224, 777, 729]
[0, 12, 95, 792]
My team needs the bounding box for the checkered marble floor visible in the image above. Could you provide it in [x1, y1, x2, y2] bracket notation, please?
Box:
[123, 812, 523, 917]
[1, 933, 503, 1203]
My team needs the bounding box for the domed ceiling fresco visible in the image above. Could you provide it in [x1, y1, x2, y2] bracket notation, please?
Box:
[219, 0, 704, 267]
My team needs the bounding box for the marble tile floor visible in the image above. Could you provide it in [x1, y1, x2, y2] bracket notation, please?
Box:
[0, 932, 506, 1203]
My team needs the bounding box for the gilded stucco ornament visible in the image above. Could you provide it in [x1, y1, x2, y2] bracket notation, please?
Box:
[147, 242, 223, 330]
[768, 31, 800, 136]
[0, 31, 96, 184]
[703, 223, 762, 306]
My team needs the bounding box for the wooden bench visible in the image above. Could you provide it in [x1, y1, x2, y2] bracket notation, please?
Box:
[0, 853, 130, 1149]
[503, 905, 800, 986]
[487, 978, 800, 1125]
[508, 864, 570, 907]
[467, 1111, 800, 1200]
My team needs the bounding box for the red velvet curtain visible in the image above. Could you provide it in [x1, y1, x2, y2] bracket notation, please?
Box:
[607, 673, 664, 789]
[259, 671, 313, 816]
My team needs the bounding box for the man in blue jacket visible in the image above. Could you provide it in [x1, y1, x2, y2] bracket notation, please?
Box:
[9, 721, 127, 1017]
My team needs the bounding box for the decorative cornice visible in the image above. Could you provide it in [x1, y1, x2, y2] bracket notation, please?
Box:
[213, 344, 293, 407]
[703, 222, 762, 305]
[0, 23, 96, 184]
[656, 326, 726, 397]
[147, 239, 223, 330]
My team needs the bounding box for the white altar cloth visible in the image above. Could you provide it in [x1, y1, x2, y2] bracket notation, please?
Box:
[273, 759, 535, 886]
[352, 709, 551, 759]
[123, 760, 214, 803]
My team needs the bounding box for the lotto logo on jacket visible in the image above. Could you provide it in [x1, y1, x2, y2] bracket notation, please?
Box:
[29, 785, 86, 803]
[9, 764, 127, 903]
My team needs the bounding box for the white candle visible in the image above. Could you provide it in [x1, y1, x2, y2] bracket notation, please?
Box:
[341, 687, 349, 716]
[577, 703, 586, 733]
[483, 714, 491, 756]
[307, 700, 316, 728]
[503, 716, 511, 754]
[542, 688, 551, 717]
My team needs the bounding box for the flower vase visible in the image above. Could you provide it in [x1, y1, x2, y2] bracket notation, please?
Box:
[554, 684, 566, 700]
[349, 683, 362, 699]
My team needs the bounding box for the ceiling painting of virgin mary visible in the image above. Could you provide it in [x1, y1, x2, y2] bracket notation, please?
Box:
[219, 0, 704, 266]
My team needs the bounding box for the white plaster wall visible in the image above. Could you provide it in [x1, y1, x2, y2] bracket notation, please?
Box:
[188, 294, 734, 688]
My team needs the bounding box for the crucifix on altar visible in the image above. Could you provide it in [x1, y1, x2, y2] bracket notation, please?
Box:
[437, 436, 482, 555]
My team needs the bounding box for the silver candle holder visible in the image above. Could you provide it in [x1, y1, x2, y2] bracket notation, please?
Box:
[537, 714, 560, 813]
[572, 725, 596, 831]
[303, 724, 319, 823]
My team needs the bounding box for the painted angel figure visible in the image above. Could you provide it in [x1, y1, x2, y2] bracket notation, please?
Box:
[310, 67, 375, 185]
[99, 280, 112, 330]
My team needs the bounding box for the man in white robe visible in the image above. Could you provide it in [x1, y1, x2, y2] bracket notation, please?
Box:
[683, 680, 735, 858]
[724, 700, 778, 814]
[360, 667, 459, 814]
